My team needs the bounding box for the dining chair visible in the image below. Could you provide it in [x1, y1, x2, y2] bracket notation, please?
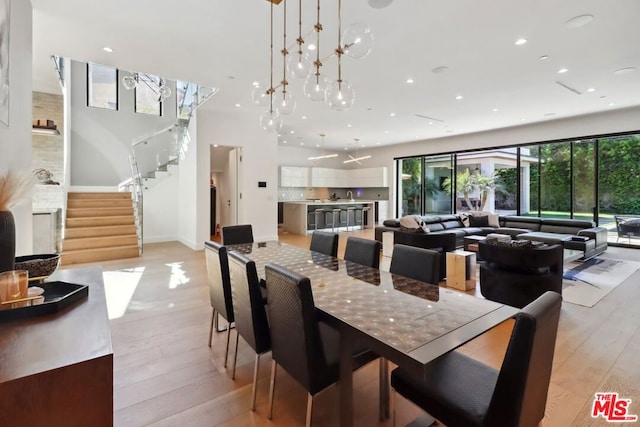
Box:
[390, 291, 562, 427]
[204, 241, 235, 369]
[264, 263, 380, 427]
[222, 224, 254, 245]
[344, 236, 381, 268]
[309, 231, 339, 257]
[227, 250, 271, 411]
[389, 244, 440, 284]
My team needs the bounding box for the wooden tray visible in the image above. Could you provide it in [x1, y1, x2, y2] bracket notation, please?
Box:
[0, 281, 89, 322]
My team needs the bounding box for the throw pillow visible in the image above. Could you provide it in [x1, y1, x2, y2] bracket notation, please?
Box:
[399, 215, 429, 233]
[487, 213, 500, 227]
[459, 212, 470, 227]
[469, 215, 489, 227]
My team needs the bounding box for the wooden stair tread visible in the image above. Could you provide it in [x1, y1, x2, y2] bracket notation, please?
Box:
[62, 244, 140, 255]
[68, 192, 131, 199]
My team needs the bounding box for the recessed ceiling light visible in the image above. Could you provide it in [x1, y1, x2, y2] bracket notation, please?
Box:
[290, 130, 294, 134]
[390, 112, 395, 117]
[557, 68, 569, 74]
[283, 140, 287, 144]
[347, 124, 352, 128]
[539, 55, 549, 60]
[252, 81, 260, 87]
[344, 147, 348, 150]
[587, 88, 596, 92]
[235, 103, 241, 107]
[307, 44, 316, 51]
[514, 38, 527, 45]
[455, 95, 463, 100]
[565, 14, 594, 29]
[384, 130, 389, 134]
[316, 144, 320, 147]
[103, 46, 114, 53]
[300, 142, 304, 146]
[406, 78, 414, 84]
[428, 122, 433, 125]
[492, 108, 499, 112]
[521, 118, 527, 121]
[376, 142, 380, 145]
[213, 144, 219, 148]
[302, 115, 307, 119]
[432, 66, 449, 74]
[614, 67, 636, 75]
[609, 102, 615, 107]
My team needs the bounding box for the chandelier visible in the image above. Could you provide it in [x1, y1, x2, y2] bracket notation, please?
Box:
[123, 72, 172, 102]
[254, 0, 374, 132]
[343, 138, 371, 164]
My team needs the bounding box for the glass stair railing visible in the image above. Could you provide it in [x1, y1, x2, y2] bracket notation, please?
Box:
[119, 82, 218, 250]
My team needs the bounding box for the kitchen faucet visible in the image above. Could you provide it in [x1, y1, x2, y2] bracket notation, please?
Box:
[347, 190, 354, 201]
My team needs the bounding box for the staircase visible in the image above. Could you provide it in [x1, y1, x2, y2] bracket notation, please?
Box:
[61, 192, 140, 265]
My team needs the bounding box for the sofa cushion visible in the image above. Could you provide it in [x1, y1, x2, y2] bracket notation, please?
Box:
[517, 232, 573, 244]
[426, 223, 444, 232]
[469, 215, 489, 227]
[441, 219, 464, 229]
[383, 219, 400, 227]
[503, 216, 542, 231]
[420, 215, 443, 224]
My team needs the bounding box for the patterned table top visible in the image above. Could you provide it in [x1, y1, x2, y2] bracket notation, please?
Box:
[227, 241, 517, 366]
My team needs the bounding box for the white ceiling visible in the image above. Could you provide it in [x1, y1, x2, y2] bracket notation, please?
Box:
[31, 0, 640, 150]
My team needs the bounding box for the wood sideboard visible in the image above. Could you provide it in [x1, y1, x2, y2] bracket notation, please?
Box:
[0, 265, 113, 426]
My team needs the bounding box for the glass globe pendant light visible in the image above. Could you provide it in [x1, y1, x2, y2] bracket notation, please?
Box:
[304, 73, 328, 102]
[342, 23, 374, 59]
[287, 0, 311, 79]
[326, 0, 355, 111]
[122, 74, 138, 90]
[252, 82, 270, 107]
[260, 109, 283, 133]
[326, 79, 355, 111]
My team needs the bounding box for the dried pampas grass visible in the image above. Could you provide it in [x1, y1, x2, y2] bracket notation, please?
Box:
[0, 170, 35, 211]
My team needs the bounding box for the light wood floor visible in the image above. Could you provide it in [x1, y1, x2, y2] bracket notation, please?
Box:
[61, 229, 640, 426]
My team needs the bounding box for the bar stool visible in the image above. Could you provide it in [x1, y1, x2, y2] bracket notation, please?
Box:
[326, 208, 344, 232]
[308, 208, 325, 231]
[346, 207, 357, 231]
[355, 206, 371, 230]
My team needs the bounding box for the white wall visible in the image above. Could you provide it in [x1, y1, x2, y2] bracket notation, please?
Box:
[68, 62, 177, 186]
[197, 108, 278, 242]
[142, 167, 178, 243]
[0, 1, 32, 256]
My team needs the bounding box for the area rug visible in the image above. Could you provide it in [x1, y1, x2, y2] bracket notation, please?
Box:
[562, 257, 640, 307]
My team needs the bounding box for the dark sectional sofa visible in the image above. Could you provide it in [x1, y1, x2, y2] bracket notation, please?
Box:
[375, 214, 608, 261]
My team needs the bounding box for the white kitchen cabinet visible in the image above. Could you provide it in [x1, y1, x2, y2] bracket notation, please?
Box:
[280, 166, 310, 187]
[309, 166, 388, 188]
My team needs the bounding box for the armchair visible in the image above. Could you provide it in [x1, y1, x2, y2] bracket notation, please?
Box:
[478, 241, 563, 308]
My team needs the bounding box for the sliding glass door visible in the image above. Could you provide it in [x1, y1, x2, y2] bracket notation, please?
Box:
[423, 155, 453, 214]
[399, 157, 422, 216]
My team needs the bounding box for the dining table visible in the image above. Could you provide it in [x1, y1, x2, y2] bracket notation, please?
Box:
[226, 240, 518, 427]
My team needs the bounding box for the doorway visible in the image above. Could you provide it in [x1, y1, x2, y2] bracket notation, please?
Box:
[210, 145, 242, 238]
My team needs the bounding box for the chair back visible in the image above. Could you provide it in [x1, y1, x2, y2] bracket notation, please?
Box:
[390, 244, 440, 284]
[222, 224, 254, 245]
[265, 263, 328, 395]
[227, 251, 270, 354]
[204, 241, 234, 322]
[310, 231, 339, 257]
[485, 291, 562, 427]
[344, 237, 381, 268]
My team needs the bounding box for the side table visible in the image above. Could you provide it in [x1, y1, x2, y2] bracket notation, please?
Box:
[446, 250, 477, 291]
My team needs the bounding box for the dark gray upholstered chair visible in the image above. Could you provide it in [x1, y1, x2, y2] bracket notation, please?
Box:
[389, 244, 441, 284]
[309, 231, 339, 257]
[227, 251, 271, 411]
[204, 241, 235, 369]
[391, 291, 562, 427]
[479, 241, 563, 308]
[392, 231, 456, 281]
[222, 224, 254, 245]
[344, 236, 381, 268]
[264, 263, 380, 427]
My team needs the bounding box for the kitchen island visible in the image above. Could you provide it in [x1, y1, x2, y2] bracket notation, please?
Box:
[282, 200, 378, 235]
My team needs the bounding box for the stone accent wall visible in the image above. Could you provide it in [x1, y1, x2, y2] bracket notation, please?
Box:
[32, 91, 64, 215]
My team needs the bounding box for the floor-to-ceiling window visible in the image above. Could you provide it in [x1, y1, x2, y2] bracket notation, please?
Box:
[399, 157, 422, 216]
[423, 155, 453, 214]
[395, 131, 640, 247]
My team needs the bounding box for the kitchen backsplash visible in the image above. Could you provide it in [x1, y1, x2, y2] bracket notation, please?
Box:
[278, 187, 389, 201]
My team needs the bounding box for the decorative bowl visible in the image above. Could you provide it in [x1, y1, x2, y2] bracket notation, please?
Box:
[14, 254, 61, 279]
